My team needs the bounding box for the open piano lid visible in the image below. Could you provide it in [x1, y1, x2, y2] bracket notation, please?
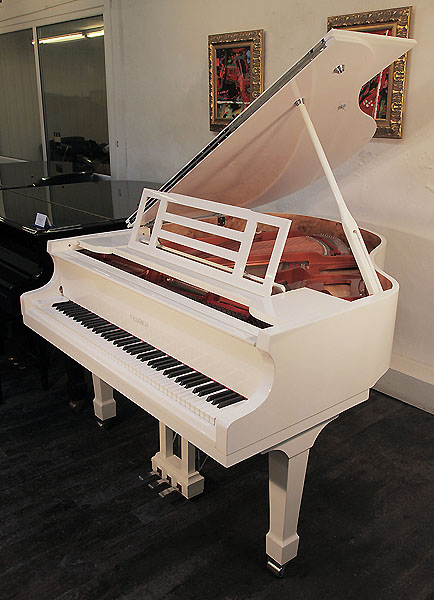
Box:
[131, 29, 415, 224]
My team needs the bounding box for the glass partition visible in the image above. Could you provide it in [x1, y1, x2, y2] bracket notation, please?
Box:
[37, 16, 110, 175]
[0, 29, 41, 162]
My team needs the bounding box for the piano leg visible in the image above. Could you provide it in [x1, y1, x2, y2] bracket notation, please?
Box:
[92, 373, 116, 427]
[151, 422, 204, 499]
[65, 356, 90, 411]
[265, 418, 335, 577]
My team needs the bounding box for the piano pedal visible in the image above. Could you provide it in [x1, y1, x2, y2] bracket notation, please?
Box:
[148, 477, 169, 491]
[158, 486, 179, 498]
[140, 470, 184, 501]
[266, 556, 287, 578]
[148, 477, 183, 501]
[142, 469, 160, 480]
[69, 398, 88, 412]
[152, 424, 205, 499]
[141, 470, 171, 492]
[138, 470, 159, 484]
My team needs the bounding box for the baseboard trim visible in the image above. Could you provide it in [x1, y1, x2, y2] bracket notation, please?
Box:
[375, 368, 434, 416]
[0, 156, 27, 163]
[390, 354, 434, 386]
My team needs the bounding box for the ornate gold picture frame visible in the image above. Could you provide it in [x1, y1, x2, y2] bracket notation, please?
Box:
[327, 6, 412, 139]
[208, 29, 264, 132]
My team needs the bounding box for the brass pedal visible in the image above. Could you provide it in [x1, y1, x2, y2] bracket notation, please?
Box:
[158, 486, 179, 498]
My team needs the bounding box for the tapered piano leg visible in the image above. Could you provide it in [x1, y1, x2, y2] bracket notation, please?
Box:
[265, 418, 335, 577]
[92, 373, 116, 426]
[151, 422, 204, 499]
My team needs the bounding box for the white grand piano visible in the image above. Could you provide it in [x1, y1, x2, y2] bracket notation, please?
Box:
[21, 30, 415, 576]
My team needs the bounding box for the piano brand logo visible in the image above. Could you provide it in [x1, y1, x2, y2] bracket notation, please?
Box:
[130, 313, 148, 327]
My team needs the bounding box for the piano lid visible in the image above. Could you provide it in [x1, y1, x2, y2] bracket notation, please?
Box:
[136, 29, 415, 223]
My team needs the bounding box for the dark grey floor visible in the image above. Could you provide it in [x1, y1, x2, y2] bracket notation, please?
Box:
[1, 349, 433, 600]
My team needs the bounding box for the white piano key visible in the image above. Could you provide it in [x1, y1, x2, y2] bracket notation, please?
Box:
[42, 300, 246, 425]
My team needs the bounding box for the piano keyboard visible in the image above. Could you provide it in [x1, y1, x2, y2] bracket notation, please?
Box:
[51, 300, 247, 423]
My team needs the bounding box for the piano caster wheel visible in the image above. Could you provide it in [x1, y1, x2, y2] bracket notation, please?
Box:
[266, 557, 286, 578]
[96, 418, 112, 430]
[69, 398, 87, 412]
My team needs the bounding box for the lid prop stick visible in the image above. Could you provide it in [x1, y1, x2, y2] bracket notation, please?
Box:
[294, 97, 383, 296]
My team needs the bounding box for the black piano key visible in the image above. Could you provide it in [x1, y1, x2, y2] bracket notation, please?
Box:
[67, 313, 88, 321]
[72, 317, 96, 325]
[115, 337, 141, 348]
[126, 343, 155, 355]
[134, 348, 159, 358]
[211, 392, 240, 405]
[94, 328, 119, 337]
[175, 371, 201, 384]
[61, 303, 89, 311]
[117, 340, 143, 350]
[59, 306, 86, 314]
[124, 344, 152, 354]
[61, 309, 88, 317]
[85, 317, 109, 325]
[101, 333, 125, 342]
[179, 372, 205, 384]
[59, 306, 100, 322]
[100, 331, 121, 340]
[183, 375, 212, 389]
[154, 359, 181, 371]
[138, 350, 165, 361]
[92, 323, 118, 333]
[207, 389, 236, 404]
[113, 335, 138, 346]
[54, 302, 244, 410]
[63, 307, 91, 317]
[217, 395, 245, 409]
[74, 315, 100, 324]
[110, 336, 135, 346]
[107, 337, 132, 346]
[53, 301, 75, 308]
[194, 382, 224, 396]
[179, 373, 207, 387]
[164, 365, 193, 378]
[148, 357, 180, 369]
[55, 302, 245, 407]
[98, 324, 120, 332]
[60, 303, 89, 312]
[54, 302, 80, 310]
[148, 355, 176, 365]
[83, 318, 108, 328]
[102, 330, 128, 341]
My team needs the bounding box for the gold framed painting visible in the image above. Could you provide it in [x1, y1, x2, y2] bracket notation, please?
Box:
[208, 29, 264, 132]
[327, 6, 412, 139]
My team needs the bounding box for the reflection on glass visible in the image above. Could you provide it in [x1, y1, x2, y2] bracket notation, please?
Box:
[0, 29, 41, 162]
[37, 16, 110, 175]
[0, 175, 160, 231]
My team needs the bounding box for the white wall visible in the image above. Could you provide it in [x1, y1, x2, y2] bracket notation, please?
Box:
[1, 0, 433, 412]
[115, 0, 434, 413]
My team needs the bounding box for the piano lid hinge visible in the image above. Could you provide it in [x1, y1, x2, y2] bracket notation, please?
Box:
[294, 97, 305, 107]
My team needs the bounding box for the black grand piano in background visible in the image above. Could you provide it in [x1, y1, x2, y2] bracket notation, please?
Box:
[0, 160, 159, 402]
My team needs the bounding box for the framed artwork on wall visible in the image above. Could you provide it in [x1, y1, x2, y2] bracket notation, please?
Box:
[327, 6, 412, 139]
[208, 29, 264, 132]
